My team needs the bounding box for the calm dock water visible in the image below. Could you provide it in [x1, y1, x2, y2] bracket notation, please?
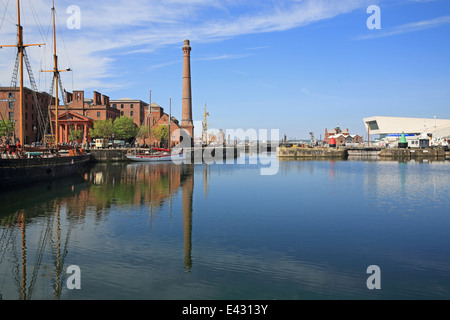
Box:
[0, 154, 449, 300]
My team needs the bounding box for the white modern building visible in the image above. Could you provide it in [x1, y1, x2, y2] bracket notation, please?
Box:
[363, 116, 450, 147]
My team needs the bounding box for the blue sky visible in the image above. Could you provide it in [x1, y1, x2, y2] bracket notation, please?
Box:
[1, 0, 449, 139]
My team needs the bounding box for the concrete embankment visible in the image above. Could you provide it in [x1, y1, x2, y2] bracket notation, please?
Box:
[379, 148, 445, 159]
[346, 148, 381, 157]
[89, 147, 447, 162]
[276, 147, 348, 159]
[89, 149, 129, 162]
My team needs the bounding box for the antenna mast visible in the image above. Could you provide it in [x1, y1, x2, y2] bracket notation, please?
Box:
[168, 97, 171, 149]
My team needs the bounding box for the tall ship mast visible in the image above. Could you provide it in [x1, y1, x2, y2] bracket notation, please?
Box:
[41, 0, 71, 146]
[0, 0, 91, 190]
[0, 0, 43, 145]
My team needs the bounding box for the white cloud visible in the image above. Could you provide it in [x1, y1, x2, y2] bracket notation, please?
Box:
[1, 0, 373, 93]
[356, 15, 450, 40]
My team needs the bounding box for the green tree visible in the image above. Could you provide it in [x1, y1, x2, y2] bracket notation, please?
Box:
[69, 128, 83, 142]
[90, 119, 114, 139]
[151, 125, 168, 146]
[113, 116, 138, 141]
[0, 119, 15, 139]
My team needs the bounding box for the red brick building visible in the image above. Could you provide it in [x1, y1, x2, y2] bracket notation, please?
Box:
[46, 90, 121, 144]
[110, 98, 148, 127]
[0, 86, 53, 144]
[144, 102, 181, 147]
[61, 90, 120, 122]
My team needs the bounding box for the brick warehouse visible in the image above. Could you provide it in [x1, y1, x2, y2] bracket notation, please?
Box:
[110, 97, 148, 128]
[1, 39, 195, 146]
[0, 86, 53, 144]
[1, 86, 182, 146]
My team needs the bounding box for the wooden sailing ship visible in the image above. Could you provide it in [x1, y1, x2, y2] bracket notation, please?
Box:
[0, 0, 90, 189]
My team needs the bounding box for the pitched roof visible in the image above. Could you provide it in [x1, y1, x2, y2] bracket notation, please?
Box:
[53, 110, 93, 121]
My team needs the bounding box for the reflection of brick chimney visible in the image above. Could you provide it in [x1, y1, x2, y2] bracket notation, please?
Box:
[181, 39, 194, 145]
[182, 164, 194, 271]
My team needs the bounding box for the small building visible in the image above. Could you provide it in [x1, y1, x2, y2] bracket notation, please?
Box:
[323, 126, 363, 146]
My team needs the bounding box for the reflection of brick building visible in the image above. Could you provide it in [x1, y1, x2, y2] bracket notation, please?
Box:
[0, 87, 53, 144]
[145, 102, 181, 147]
[324, 126, 363, 146]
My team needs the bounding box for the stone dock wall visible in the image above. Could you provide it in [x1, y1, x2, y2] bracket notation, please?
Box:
[89, 147, 447, 162]
[89, 149, 129, 162]
[276, 147, 348, 159]
[379, 148, 446, 159]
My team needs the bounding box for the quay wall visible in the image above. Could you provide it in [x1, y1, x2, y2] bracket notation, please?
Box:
[277, 147, 348, 159]
[89, 149, 129, 162]
[89, 147, 447, 162]
[347, 148, 381, 157]
[379, 148, 445, 159]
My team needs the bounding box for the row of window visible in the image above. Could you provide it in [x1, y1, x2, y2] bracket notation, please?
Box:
[97, 111, 134, 118]
[7, 93, 48, 104]
[9, 102, 41, 110]
[7, 112, 37, 131]
[112, 104, 134, 109]
[8, 112, 35, 121]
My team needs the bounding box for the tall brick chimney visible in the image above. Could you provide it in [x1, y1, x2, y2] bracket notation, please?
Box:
[181, 39, 194, 145]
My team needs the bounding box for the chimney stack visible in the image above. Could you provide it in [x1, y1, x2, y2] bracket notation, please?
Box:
[181, 39, 194, 145]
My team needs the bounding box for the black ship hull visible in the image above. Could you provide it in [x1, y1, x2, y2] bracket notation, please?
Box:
[0, 154, 91, 190]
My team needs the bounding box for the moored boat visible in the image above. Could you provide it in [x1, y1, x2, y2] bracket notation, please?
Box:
[126, 147, 185, 162]
[0, 153, 91, 190]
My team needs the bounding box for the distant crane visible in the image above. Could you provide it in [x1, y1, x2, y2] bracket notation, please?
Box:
[202, 103, 210, 145]
[309, 132, 315, 146]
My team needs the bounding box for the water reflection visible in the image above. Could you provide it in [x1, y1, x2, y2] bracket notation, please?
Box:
[0, 162, 195, 299]
[1, 158, 450, 299]
[91, 163, 195, 272]
[0, 176, 89, 300]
